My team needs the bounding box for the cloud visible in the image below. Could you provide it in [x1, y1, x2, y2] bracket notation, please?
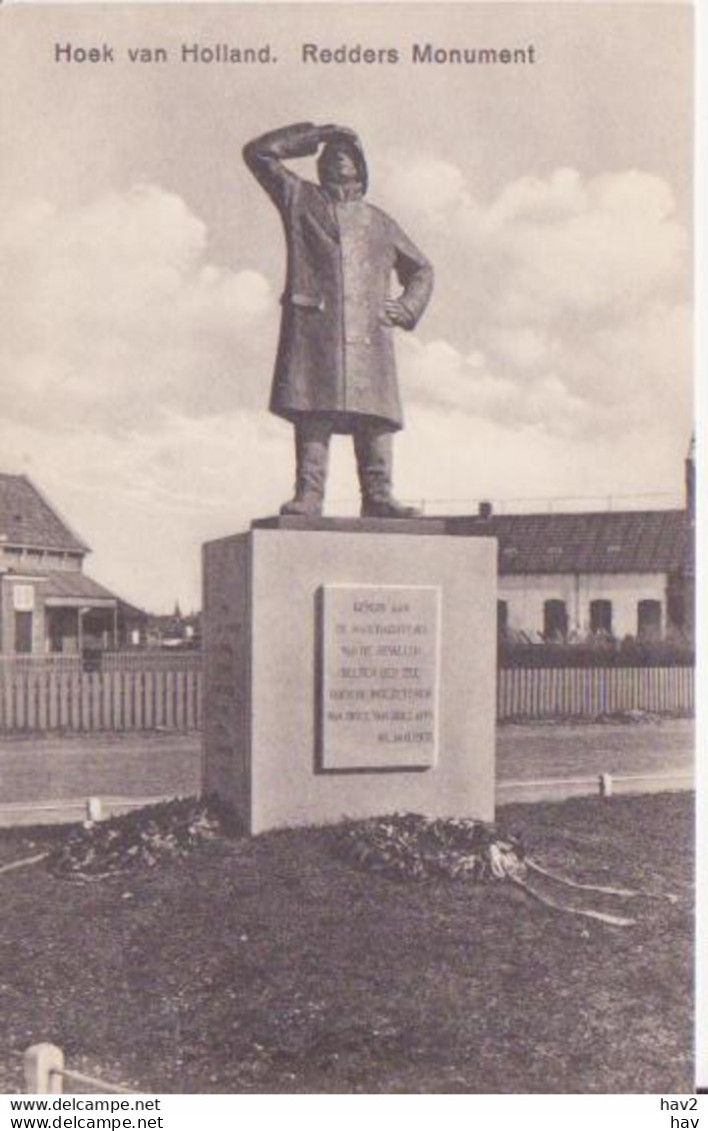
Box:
[0, 170, 692, 610]
[492, 172, 686, 324]
[385, 160, 687, 319]
[399, 336, 596, 438]
[393, 403, 688, 519]
[383, 158, 691, 444]
[382, 156, 473, 226]
[0, 186, 276, 433]
[0, 408, 294, 609]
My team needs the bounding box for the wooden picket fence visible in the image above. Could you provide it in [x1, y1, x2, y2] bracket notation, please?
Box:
[497, 665, 694, 720]
[0, 656, 694, 732]
[0, 655, 202, 732]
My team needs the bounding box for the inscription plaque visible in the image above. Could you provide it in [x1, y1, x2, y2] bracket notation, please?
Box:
[319, 584, 441, 770]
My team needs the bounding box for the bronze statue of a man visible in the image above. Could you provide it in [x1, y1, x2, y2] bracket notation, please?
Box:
[243, 122, 434, 518]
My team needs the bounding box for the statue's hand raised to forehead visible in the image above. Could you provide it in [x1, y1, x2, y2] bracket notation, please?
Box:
[318, 124, 360, 145]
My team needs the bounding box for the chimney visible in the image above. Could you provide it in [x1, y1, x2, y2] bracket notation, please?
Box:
[478, 501, 493, 519]
[685, 433, 695, 518]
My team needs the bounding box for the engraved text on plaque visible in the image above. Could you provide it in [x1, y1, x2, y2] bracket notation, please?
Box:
[319, 584, 440, 770]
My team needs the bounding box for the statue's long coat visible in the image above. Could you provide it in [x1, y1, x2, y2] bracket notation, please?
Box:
[243, 123, 433, 432]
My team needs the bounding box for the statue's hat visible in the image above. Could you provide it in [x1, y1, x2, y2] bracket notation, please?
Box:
[317, 131, 368, 193]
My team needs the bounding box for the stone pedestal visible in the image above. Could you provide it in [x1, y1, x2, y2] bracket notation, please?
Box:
[202, 518, 496, 834]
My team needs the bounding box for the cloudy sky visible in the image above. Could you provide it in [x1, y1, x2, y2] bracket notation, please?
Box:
[0, 2, 693, 611]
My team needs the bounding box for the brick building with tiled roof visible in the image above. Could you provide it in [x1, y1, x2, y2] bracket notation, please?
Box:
[0, 474, 144, 654]
[447, 447, 695, 642]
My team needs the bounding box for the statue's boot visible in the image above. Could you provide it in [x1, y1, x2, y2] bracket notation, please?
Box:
[355, 422, 422, 519]
[280, 418, 331, 516]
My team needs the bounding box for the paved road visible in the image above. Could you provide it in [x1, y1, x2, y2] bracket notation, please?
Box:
[0, 732, 202, 804]
[496, 719, 694, 780]
[0, 719, 695, 822]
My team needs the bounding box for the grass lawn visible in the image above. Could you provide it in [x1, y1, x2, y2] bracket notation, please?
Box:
[0, 792, 693, 1094]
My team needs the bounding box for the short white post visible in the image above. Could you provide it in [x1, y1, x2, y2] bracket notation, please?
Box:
[599, 772, 613, 798]
[86, 797, 103, 823]
[24, 1043, 64, 1094]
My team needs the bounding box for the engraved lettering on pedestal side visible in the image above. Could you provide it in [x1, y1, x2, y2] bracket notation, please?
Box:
[204, 585, 248, 795]
[319, 585, 440, 770]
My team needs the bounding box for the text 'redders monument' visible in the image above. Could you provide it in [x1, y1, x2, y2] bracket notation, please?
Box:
[202, 123, 497, 833]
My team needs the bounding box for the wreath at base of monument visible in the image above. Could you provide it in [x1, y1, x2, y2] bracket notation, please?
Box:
[0, 802, 676, 929]
[50, 798, 222, 881]
[334, 812, 677, 928]
[334, 812, 526, 883]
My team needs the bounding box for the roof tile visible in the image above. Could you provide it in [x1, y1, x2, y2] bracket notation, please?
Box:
[447, 510, 694, 575]
[0, 475, 87, 553]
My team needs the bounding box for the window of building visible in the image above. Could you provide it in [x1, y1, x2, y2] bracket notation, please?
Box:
[666, 584, 686, 632]
[497, 600, 508, 640]
[14, 611, 33, 654]
[590, 599, 613, 635]
[543, 599, 568, 641]
[637, 599, 662, 640]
